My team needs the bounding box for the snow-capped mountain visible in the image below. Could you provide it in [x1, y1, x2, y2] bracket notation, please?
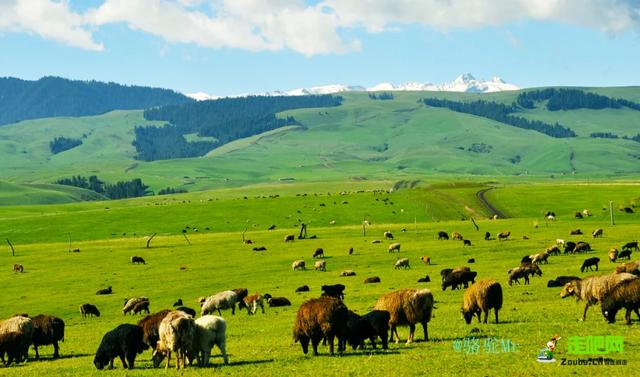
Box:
[185, 74, 518, 100]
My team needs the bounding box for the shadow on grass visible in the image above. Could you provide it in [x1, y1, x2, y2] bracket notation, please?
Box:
[30, 353, 93, 361]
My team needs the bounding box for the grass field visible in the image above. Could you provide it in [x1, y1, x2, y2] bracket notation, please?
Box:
[0, 182, 639, 376]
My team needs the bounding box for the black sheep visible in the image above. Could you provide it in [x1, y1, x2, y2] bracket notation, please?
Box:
[0, 332, 25, 366]
[442, 271, 477, 291]
[31, 314, 65, 359]
[321, 284, 346, 300]
[93, 324, 148, 370]
[264, 294, 291, 307]
[296, 285, 311, 292]
[564, 241, 577, 254]
[346, 310, 390, 350]
[581, 257, 600, 272]
[175, 306, 196, 317]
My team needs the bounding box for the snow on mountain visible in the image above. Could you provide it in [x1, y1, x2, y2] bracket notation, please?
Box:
[185, 92, 220, 101]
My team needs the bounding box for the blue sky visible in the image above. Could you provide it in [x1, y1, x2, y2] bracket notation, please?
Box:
[1, 0, 639, 96]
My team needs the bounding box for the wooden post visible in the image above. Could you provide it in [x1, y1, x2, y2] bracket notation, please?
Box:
[362, 218, 367, 237]
[610, 201, 615, 226]
[182, 232, 191, 246]
[6, 238, 15, 257]
[68, 232, 72, 252]
[470, 217, 479, 231]
[146, 233, 157, 248]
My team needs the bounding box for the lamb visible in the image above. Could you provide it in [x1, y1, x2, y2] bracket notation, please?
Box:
[193, 315, 228, 366]
[442, 270, 477, 291]
[388, 243, 401, 253]
[201, 291, 239, 316]
[130, 256, 146, 264]
[601, 278, 640, 324]
[321, 284, 346, 299]
[615, 260, 640, 275]
[374, 288, 433, 343]
[0, 316, 34, 363]
[340, 270, 356, 277]
[79, 303, 100, 318]
[292, 259, 306, 271]
[133, 301, 151, 315]
[30, 314, 64, 359]
[138, 309, 171, 350]
[592, 228, 604, 238]
[364, 276, 381, 284]
[346, 310, 390, 350]
[93, 324, 148, 370]
[312, 248, 324, 258]
[293, 296, 349, 355]
[437, 231, 449, 240]
[497, 231, 510, 241]
[123, 297, 149, 315]
[461, 279, 503, 324]
[243, 294, 265, 315]
[394, 258, 410, 269]
[384, 231, 394, 240]
[96, 286, 112, 295]
[314, 260, 326, 271]
[296, 285, 310, 292]
[560, 272, 638, 320]
[152, 311, 197, 370]
[581, 257, 600, 272]
[420, 256, 431, 265]
[508, 263, 542, 286]
[263, 294, 291, 307]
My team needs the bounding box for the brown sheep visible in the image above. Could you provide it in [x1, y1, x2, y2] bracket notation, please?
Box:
[420, 256, 431, 265]
[12, 264, 23, 273]
[461, 279, 503, 324]
[497, 231, 510, 241]
[243, 294, 265, 315]
[546, 245, 561, 256]
[452, 232, 463, 241]
[508, 263, 542, 286]
[530, 251, 550, 264]
[374, 288, 433, 344]
[0, 316, 34, 363]
[574, 241, 591, 253]
[560, 273, 638, 320]
[137, 309, 172, 350]
[292, 296, 348, 355]
[608, 248, 619, 263]
[0, 332, 25, 366]
[615, 260, 640, 275]
[30, 314, 65, 359]
[79, 303, 100, 318]
[601, 278, 640, 324]
[133, 301, 151, 315]
[364, 276, 381, 284]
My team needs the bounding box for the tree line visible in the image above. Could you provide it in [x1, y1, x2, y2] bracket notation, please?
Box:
[49, 136, 82, 154]
[516, 88, 640, 111]
[55, 175, 150, 199]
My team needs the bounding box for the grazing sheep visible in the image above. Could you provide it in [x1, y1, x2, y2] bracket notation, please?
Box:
[497, 231, 510, 241]
[394, 258, 410, 269]
[575, 212, 583, 219]
[153, 311, 197, 370]
[130, 256, 146, 264]
[0, 316, 34, 363]
[556, 239, 565, 246]
[622, 241, 639, 251]
[292, 260, 306, 271]
[420, 256, 431, 265]
[321, 284, 346, 299]
[138, 309, 171, 350]
[520, 255, 533, 265]
[508, 264, 542, 286]
[440, 268, 454, 282]
[93, 324, 148, 370]
[133, 301, 151, 315]
[12, 264, 23, 273]
[384, 231, 394, 240]
[618, 249, 633, 260]
[438, 231, 449, 240]
[583, 209, 592, 217]
[340, 270, 356, 277]
[231, 288, 248, 307]
[314, 260, 326, 271]
[348, 247, 354, 255]
[313, 248, 324, 258]
[622, 207, 634, 213]
[461, 279, 503, 324]
[79, 304, 100, 318]
[564, 241, 577, 254]
[346, 310, 390, 350]
[364, 276, 381, 284]
[284, 234, 295, 242]
[0, 332, 25, 366]
[484, 232, 491, 241]
[592, 228, 604, 238]
[530, 251, 550, 265]
[201, 291, 239, 316]
[252, 246, 267, 251]
[193, 315, 228, 366]
[615, 260, 640, 275]
[452, 232, 463, 241]
[268, 224, 277, 230]
[546, 245, 561, 256]
[442, 270, 477, 290]
[608, 248, 619, 263]
[571, 229, 583, 235]
[296, 285, 310, 292]
[581, 257, 600, 272]
[574, 241, 591, 254]
[560, 272, 638, 320]
[388, 243, 401, 253]
[173, 299, 183, 307]
[243, 294, 265, 315]
[96, 286, 112, 295]
[463, 239, 472, 246]
[374, 288, 433, 343]
[263, 294, 291, 307]
[601, 278, 640, 324]
[292, 296, 349, 355]
[175, 307, 196, 317]
[30, 314, 65, 359]
[123, 297, 149, 315]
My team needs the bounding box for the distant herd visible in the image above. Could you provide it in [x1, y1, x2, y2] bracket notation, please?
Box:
[3, 219, 640, 369]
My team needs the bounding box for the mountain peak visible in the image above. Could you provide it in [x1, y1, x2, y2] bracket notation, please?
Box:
[454, 73, 477, 84]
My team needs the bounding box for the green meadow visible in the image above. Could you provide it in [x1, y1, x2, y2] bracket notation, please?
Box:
[1, 182, 639, 376]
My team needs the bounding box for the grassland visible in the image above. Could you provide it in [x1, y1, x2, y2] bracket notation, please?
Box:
[1, 182, 639, 376]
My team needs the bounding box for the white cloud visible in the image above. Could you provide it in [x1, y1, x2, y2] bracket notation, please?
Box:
[0, 0, 638, 55]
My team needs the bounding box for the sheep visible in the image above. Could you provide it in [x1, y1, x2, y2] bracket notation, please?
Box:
[615, 260, 640, 275]
[30, 314, 64, 359]
[138, 309, 171, 350]
[497, 231, 510, 241]
[340, 270, 356, 277]
[314, 260, 326, 271]
[442, 270, 477, 291]
[293, 296, 349, 355]
[384, 231, 394, 240]
[263, 294, 291, 307]
[556, 238, 565, 246]
[601, 278, 640, 324]
[0, 316, 34, 363]
[173, 299, 183, 307]
[583, 209, 592, 217]
[152, 311, 197, 370]
[96, 286, 112, 295]
[292, 260, 306, 271]
[371, 240, 381, 244]
[252, 246, 267, 251]
[564, 241, 577, 254]
[468, 258, 475, 263]
[130, 256, 146, 264]
[592, 228, 604, 238]
[243, 294, 265, 315]
[133, 301, 151, 315]
[346, 310, 390, 350]
[575, 212, 583, 219]
[420, 256, 431, 265]
[461, 279, 503, 324]
[508, 263, 542, 286]
[123, 297, 149, 315]
[571, 229, 583, 235]
[618, 249, 633, 260]
[0, 332, 26, 366]
[452, 232, 463, 241]
[176, 307, 196, 317]
[321, 284, 346, 299]
[312, 248, 324, 258]
[296, 285, 310, 292]
[93, 324, 148, 370]
[530, 251, 550, 265]
[574, 241, 591, 254]
[193, 315, 228, 366]
[79, 303, 100, 318]
[364, 276, 381, 284]
[622, 241, 639, 251]
[608, 248, 619, 262]
[201, 291, 239, 316]
[12, 264, 23, 273]
[388, 243, 401, 253]
[374, 288, 433, 343]
[581, 257, 600, 272]
[284, 234, 295, 242]
[547, 276, 582, 287]
[560, 272, 638, 320]
[440, 268, 453, 282]
[484, 232, 491, 241]
[546, 245, 561, 256]
[417, 275, 431, 283]
[394, 258, 410, 269]
[231, 288, 248, 310]
[348, 247, 354, 255]
[463, 239, 472, 246]
[437, 231, 449, 240]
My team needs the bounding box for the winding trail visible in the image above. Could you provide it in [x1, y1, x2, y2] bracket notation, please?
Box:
[476, 187, 508, 219]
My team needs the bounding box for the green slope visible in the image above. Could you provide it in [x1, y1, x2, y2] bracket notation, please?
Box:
[0, 181, 106, 205]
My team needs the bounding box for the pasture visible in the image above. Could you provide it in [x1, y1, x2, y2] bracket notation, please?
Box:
[1, 182, 639, 376]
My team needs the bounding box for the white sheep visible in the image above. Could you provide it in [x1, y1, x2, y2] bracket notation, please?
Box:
[292, 259, 306, 271]
[394, 258, 410, 269]
[314, 260, 326, 271]
[153, 311, 197, 370]
[201, 291, 239, 316]
[194, 315, 228, 366]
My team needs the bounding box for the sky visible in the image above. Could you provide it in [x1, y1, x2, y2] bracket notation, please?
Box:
[1, 0, 639, 96]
